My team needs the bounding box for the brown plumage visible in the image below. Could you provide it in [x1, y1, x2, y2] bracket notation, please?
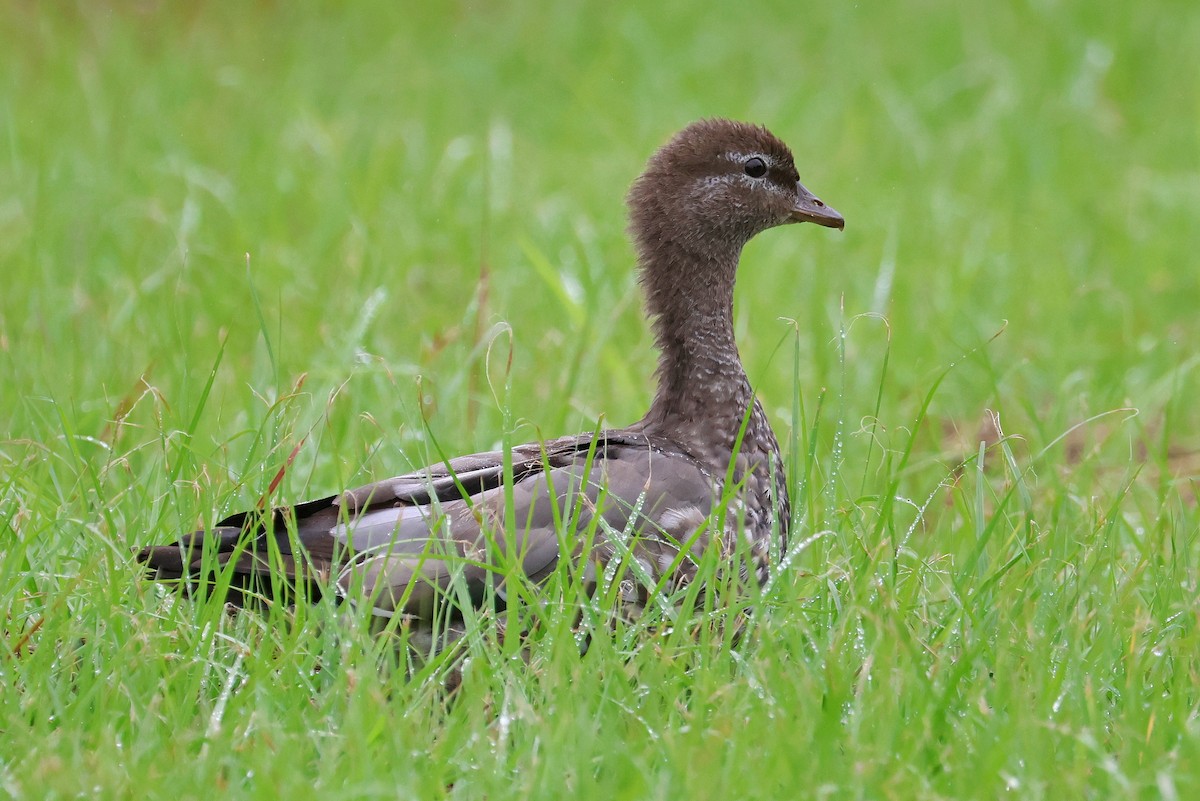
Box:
[137, 119, 843, 624]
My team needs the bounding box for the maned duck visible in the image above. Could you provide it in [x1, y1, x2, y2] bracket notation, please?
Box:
[137, 118, 844, 629]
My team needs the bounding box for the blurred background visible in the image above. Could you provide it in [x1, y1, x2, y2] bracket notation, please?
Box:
[1, 0, 1197, 524]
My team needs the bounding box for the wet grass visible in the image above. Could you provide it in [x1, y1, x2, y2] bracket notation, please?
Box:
[2, 1, 1199, 798]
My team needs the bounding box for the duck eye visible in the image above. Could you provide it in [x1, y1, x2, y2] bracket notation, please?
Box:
[743, 157, 767, 178]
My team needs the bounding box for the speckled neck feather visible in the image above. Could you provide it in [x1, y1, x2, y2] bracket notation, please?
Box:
[626, 120, 796, 461]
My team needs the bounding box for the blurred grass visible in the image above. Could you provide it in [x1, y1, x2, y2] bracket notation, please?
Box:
[2, 1, 1199, 798]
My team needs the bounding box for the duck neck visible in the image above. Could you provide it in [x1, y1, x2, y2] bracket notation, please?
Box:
[636, 242, 756, 455]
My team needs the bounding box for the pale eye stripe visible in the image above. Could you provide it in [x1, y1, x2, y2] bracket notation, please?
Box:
[722, 151, 775, 168]
[693, 174, 792, 197]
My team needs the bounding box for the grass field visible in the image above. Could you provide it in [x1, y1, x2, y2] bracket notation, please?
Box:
[3, 2, 1199, 798]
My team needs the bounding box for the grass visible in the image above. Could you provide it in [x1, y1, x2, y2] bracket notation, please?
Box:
[2, 1, 1199, 798]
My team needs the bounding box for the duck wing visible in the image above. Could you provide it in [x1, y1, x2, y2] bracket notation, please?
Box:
[136, 432, 717, 616]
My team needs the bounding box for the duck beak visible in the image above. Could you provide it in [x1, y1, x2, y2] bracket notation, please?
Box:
[790, 182, 844, 230]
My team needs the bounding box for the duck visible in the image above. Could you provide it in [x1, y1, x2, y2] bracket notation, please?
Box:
[136, 118, 844, 627]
